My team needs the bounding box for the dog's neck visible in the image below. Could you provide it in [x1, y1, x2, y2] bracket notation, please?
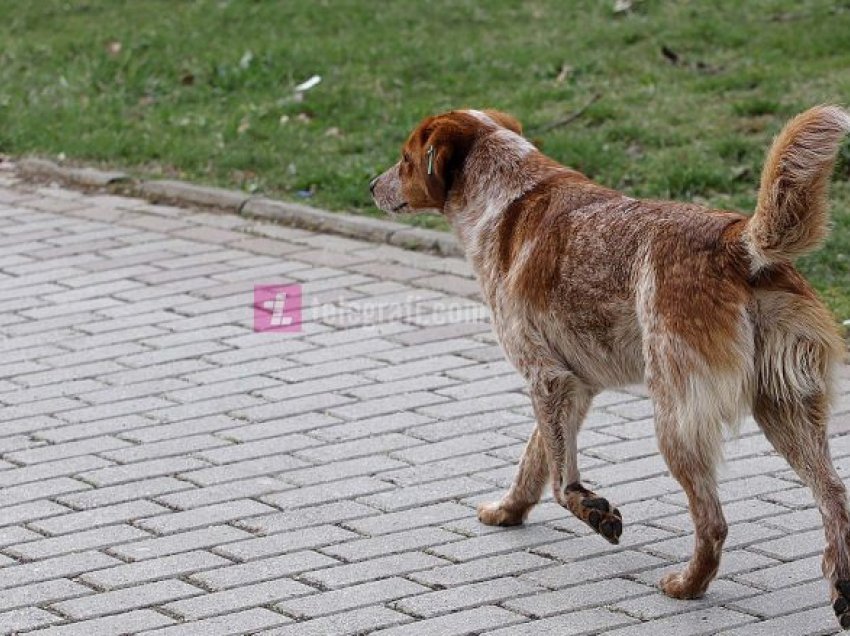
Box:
[443, 138, 575, 282]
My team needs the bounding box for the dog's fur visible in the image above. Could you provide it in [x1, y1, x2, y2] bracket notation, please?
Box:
[372, 105, 850, 627]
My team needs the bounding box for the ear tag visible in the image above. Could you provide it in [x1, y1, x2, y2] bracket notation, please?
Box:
[426, 145, 435, 175]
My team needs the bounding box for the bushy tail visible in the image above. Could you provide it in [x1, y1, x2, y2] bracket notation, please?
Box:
[743, 105, 850, 271]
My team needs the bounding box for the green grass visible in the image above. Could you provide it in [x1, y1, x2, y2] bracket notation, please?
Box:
[1, 0, 849, 320]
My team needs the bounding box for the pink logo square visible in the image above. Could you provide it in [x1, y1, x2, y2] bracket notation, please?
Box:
[254, 284, 302, 332]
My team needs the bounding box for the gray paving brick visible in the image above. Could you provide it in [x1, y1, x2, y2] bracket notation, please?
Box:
[108, 525, 252, 561]
[163, 577, 314, 620]
[0, 578, 91, 613]
[345, 501, 469, 536]
[603, 607, 756, 636]
[429, 525, 568, 562]
[31, 500, 170, 535]
[58, 397, 174, 424]
[273, 355, 384, 382]
[763, 506, 821, 533]
[534, 524, 674, 562]
[189, 551, 339, 591]
[79, 377, 193, 404]
[79, 457, 209, 488]
[231, 392, 353, 422]
[323, 526, 461, 562]
[277, 577, 428, 619]
[100, 433, 230, 464]
[0, 500, 71, 528]
[261, 606, 409, 636]
[148, 393, 264, 423]
[35, 414, 155, 443]
[386, 453, 507, 486]
[6, 523, 149, 560]
[295, 432, 421, 464]
[0, 607, 62, 633]
[155, 476, 291, 509]
[363, 354, 475, 382]
[262, 476, 393, 510]
[409, 411, 528, 442]
[121, 413, 248, 443]
[0, 455, 111, 488]
[416, 392, 529, 419]
[327, 391, 449, 420]
[611, 579, 761, 620]
[484, 608, 638, 635]
[646, 522, 782, 562]
[4, 436, 129, 464]
[281, 455, 407, 486]
[503, 577, 653, 618]
[523, 549, 667, 589]
[726, 578, 828, 618]
[136, 499, 276, 534]
[198, 433, 317, 464]
[391, 432, 518, 464]
[347, 374, 458, 400]
[359, 476, 496, 512]
[142, 607, 290, 636]
[410, 552, 554, 587]
[734, 554, 823, 590]
[0, 551, 121, 590]
[26, 609, 175, 636]
[715, 605, 837, 636]
[217, 524, 359, 561]
[302, 551, 449, 589]
[50, 579, 203, 620]
[394, 576, 544, 618]
[312, 411, 433, 442]
[80, 550, 232, 590]
[257, 373, 372, 401]
[56, 476, 191, 509]
[372, 605, 526, 636]
[749, 527, 825, 561]
[237, 501, 376, 534]
[179, 455, 308, 486]
[0, 525, 42, 547]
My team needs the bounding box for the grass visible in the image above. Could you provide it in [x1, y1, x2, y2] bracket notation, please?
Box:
[1, 0, 849, 319]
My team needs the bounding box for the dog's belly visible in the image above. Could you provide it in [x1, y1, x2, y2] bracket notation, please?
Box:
[493, 303, 645, 389]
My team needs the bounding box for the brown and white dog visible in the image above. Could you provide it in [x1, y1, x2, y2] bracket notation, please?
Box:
[371, 105, 850, 626]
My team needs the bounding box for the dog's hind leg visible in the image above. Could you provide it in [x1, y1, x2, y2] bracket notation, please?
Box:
[754, 391, 850, 628]
[750, 289, 850, 628]
[478, 425, 548, 526]
[651, 383, 728, 599]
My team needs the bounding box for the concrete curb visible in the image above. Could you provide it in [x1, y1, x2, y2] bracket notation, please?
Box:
[17, 158, 130, 188]
[14, 158, 464, 258]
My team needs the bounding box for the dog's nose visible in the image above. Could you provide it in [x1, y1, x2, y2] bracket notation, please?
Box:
[369, 177, 378, 194]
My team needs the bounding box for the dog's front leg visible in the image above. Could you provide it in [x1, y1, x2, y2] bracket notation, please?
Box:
[529, 373, 623, 544]
[478, 425, 548, 526]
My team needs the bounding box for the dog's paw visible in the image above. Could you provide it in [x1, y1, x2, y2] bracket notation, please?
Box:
[833, 580, 850, 629]
[477, 501, 525, 527]
[659, 570, 706, 600]
[563, 483, 622, 544]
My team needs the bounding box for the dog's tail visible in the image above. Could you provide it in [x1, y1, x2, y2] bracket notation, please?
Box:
[743, 105, 850, 272]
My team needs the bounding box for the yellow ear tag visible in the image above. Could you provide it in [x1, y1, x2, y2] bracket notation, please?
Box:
[426, 146, 435, 175]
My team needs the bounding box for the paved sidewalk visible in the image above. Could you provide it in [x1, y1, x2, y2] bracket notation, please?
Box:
[0, 167, 848, 636]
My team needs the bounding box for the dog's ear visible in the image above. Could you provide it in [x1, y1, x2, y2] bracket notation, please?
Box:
[418, 115, 477, 208]
[483, 109, 523, 135]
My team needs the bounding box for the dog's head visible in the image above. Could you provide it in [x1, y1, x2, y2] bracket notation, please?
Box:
[370, 109, 523, 215]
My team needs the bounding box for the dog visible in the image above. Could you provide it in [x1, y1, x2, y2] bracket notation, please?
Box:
[371, 105, 850, 627]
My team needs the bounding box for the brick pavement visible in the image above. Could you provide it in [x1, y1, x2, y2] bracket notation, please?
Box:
[0, 166, 849, 635]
